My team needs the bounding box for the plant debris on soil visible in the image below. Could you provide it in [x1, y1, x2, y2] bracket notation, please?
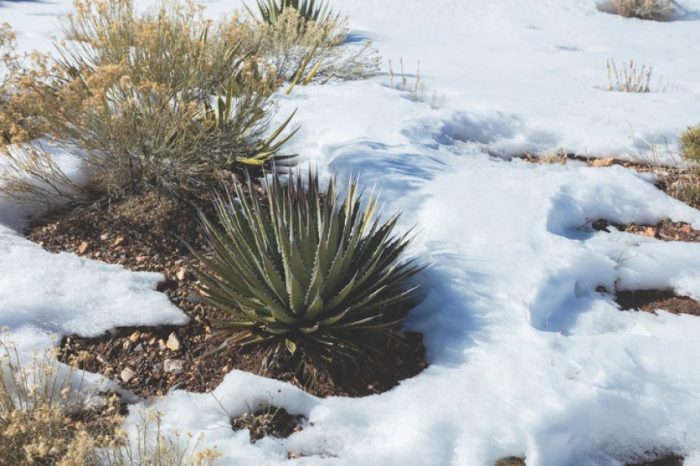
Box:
[519, 152, 700, 210]
[231, 406, 305, 443]
[616, 289, 700, 316]
[25, 194, 428, 398]
[591, 219, 700, 242]
[625, 453, 685, 466]
[494, 457, 526, 466]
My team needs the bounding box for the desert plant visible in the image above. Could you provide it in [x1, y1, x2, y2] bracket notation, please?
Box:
[0, 333, 120, 466]
[0, 332, 220, 466]
[601, 0, 677, 21]
[193, 171, 422, 369]
[0, 23, 50, 146]
[680, 125, 700, 163]
[250, 0, 337, 26]
[102, 411, 220, 466]
[1, 0, 300, 203]
[229, 7, 378, 85]
[606, 59, 653, 93]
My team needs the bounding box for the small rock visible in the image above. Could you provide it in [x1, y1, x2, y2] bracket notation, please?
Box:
[166, 332, 181, 352]
[591, 157, 614, 168]
[112, 236, 125, 247]
[120, 367, 136, 383]
[136, 255, 150, 263]
[163, 359, 184, 374]
[129, 330, 142, 343]
[158, 339, 167, 350]
[100, 233, 109, 241]
[644, 226, 657, 237]
[77, 241, 89, 254]
[176, 267, 187, 281]
[122, 340, 131, 351]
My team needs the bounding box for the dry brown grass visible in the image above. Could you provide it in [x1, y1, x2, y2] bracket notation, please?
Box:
[232, 7, 379, 87]
[601, 0, 677, 21]
[0, 333, 120, 465]
[606, 59, 653, 93]
[0, 332, 220, 466]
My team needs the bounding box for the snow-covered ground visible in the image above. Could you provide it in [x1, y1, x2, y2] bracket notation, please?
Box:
[2, 1, 700, 465]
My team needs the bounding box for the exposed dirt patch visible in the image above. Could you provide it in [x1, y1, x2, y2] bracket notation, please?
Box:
[495, 457, 526, 466]
[519, 152, 700, 210]
[617, 289, 700, 316]
[625, 453, 684, 466]
[231, 406, 305, 443]
[591, 218, 700, 242]
[26, 195, 427, 398]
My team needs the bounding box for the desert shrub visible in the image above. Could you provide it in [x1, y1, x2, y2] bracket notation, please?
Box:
[680, 125, 700, 163]
[0, 23, 50, 146]
[235, 6, 379, 86]
[0, 334, 120, 466]
[600, 0, 677, 21]
[193, 171, 422, 376]
[102, 411, 220, 466]
[0, 333, 219, 466]
[251, 0, 337, 26]
[1, 0, 298, 203]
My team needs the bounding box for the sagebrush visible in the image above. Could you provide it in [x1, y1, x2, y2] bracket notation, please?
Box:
[1, 0, 299, 203]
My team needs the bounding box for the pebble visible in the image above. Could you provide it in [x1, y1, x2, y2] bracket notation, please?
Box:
[166, 332, 181, 352]
[176, 267, 187, 281]
[164, 359, 184, 374]
[77, 241, 89, 254]
[120, 367, 136, 383]
[129, 330, 142, 343]
[112, 235, 125, 247]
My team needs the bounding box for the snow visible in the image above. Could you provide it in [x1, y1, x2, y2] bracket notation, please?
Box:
[2, 0, 700, 465]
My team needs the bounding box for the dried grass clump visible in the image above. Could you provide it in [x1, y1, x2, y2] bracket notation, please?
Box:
[680, 125, 700, 163]
[0, 334, 119, 466]
[0, 23, 50, 146]
[232, 7, 379, 87]
[606, 59, 654, 93]
[0, 333, 220, 466]
[602, 0, 677, 21]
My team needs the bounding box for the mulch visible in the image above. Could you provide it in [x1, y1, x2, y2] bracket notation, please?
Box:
[520, 152, 700, 210]
[25, 194, 427, 399]
[617, 289, 700, 316]
[591, 219, 700, 243]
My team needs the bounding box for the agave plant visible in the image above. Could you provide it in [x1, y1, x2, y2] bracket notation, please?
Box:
[250, 0, 337, 26]
[193, 171, 422, 362]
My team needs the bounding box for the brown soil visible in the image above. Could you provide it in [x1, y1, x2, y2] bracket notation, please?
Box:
[616, 289, 700, 316]
[231, 406, 304, 443]
[495, 457, 526, 466]
[25, 194, 427, 398]
[520, 153, 700, 210]
[591, 219, 700, 242]
[626, 453, 684, 466]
